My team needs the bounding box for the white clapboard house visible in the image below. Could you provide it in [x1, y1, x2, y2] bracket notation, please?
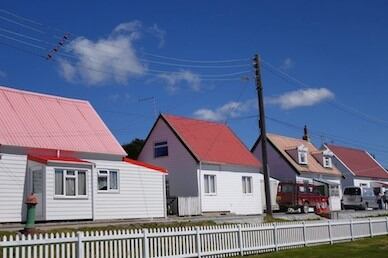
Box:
[0, 86, 167, 223]
[138, 114, 278, 215]
[251, 129, 343, 211]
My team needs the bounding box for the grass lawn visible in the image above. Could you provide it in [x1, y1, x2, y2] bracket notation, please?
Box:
[235, 236, 388, 258]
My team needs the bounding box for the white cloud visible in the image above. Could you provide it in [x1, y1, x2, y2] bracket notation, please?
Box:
[268, 88, 335, 109]
[280, 57, 294, 70]
[157, 70, 201, 92]
[148, 24, 166, 48]
[194, 99, 255, 122]
[0, 69, 7, 79]
[58, 21, 146, 85]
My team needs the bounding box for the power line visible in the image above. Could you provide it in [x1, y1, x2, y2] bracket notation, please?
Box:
[261, 58, 388, 129]
[142, 52, 250, 64]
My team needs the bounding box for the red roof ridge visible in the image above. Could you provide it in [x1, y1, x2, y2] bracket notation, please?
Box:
[161, 113, 228, 126]
[325, 143, 365, 153]
[0, 85, 89, 104]
[123, 157, 168, 173]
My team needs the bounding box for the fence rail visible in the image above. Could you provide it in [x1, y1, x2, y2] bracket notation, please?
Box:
[2, 217, 388, 258]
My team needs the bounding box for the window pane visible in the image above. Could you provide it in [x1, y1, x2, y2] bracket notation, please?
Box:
[109, 171, 118, 190]
[204, 175, 209, 193]
[55, 170, 63, 195]
[66, 177, 76, 196]
[210, 176, 215, 193]
[98, 176, 108, 191]
[67, 170, 75, 176]
[154, 142, 168, 157]
[78, 171, 86, 195]
[247, 177, 252, 193]
[242, 177, 246, 193]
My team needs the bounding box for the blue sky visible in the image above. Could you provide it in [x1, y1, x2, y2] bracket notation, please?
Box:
[1, 1, 388, 165]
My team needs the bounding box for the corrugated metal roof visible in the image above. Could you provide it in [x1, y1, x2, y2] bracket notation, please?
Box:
[326, 144, 388, 179]
[162, 114, 261, 168]
[0, 86, 126, 156]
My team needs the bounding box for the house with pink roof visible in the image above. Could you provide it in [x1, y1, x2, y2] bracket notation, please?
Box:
[138, 114, 279, 216]
[251, 129, 343, 211]
[325, 144, 388, 190]
[0, 85, 167, 223]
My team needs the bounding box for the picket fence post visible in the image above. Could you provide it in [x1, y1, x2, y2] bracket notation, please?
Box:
[328, 220, 333, 244]
[237, 224, 243, 256]
[385, 217, 388, 235]
[196, 226, 201, 258]
[77, 231, 84, 258]
[143, 229, 149, 258]
[350, 219, 354, 241]
[369, 218, 373, 237]
[273, 223, 278, 251]
[302, 221, 307, 246]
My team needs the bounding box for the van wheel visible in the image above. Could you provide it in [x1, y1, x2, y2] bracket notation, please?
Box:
[302, 202, 309, 214]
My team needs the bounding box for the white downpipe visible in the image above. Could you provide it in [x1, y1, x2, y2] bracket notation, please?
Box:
[91, 162, 96, 221]
[198, 161, 203, 214]
[163, 174, 167, 218]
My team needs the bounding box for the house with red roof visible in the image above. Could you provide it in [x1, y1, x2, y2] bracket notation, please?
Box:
[0, 85, 167, 223]
[138, 114, 277, 215]
[251, 129, 343, 211]
[325, 144, 388, 189]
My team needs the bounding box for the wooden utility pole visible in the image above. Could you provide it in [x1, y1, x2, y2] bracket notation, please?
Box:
[253, 54, 272, 216]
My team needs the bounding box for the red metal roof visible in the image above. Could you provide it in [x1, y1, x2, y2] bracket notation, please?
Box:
[123, 158, 168, 173]
[326, 144, 388, 179]
[0, 86, 126, 156]
[162, 114, 261, 168]
[28, 155, 91, 165]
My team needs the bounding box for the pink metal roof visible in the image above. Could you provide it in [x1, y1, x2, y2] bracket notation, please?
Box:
[162, 114, 261, 168]
[326, 144, 388, 179]
[0, 86, 126, 156]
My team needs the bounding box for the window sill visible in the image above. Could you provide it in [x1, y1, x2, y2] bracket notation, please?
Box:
[97, 190, 120, 194]
[54, 196, 88, 200]
[204, 193, 217, 196]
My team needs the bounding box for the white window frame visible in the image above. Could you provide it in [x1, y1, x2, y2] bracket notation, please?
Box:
[154, 141, 169, 158]
[54, 168, 88, 199]
[97, 169, 120, 193]
[297, 145, 308, 165]
[323, 155, 332, 168]
[242, 176, 253, 194]
[204, 174, 217, 195]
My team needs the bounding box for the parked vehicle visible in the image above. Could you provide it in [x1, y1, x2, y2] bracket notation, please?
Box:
[342, 187, 378, 210]
[277, 182, 329, 214]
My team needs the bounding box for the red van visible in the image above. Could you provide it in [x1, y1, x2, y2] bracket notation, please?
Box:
[277, 182, 329, 213]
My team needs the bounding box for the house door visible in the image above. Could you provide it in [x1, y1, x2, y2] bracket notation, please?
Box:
[31, 168, 44, 221]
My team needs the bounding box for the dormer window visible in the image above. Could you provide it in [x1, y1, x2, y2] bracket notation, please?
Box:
[297, 145, 308, 165]
[322, 149, 333, 168]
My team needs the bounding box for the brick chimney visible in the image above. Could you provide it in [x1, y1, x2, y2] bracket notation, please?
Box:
[302, 125, 310, 142]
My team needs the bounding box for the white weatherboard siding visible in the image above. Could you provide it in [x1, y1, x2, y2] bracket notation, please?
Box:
[199, 169, 263, 215]
[45, 166, 92, 221]
[90, 160, 165, 220]
[353, 178, 374, 187]
[138, 119, 198, 197]
[0, 153, 27, 222]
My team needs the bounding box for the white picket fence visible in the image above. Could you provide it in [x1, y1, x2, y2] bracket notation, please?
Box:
[1, 217, 388, 258]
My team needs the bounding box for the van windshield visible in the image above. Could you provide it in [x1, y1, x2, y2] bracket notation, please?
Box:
[344, 187, 361, 195]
